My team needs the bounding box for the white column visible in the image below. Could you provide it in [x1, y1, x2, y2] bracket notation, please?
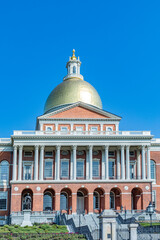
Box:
[34, 145, 39, 180]
[101, 148, 105, 179]
[142, 145, 146, 180]
[86, 148, 89, 179]
[13, 145, 18, 181]
[126, 146, 130, 180]
[147, 146, 151, 180]
[72, 145, 77, 180]
[39, 146, 44, 180]
[70, 149, 73, 180]
[116, 148, 120, 179]
[89, 145, 93, 180]
[137, 149, 141, 179]
[56, 145, 61, 180]
[121, 146, 125, 180]
[18, 145, 23, 180]
[104, 145, 109, 180]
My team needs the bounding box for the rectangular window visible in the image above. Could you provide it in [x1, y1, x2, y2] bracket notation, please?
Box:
[152, 190, 156, 208]
[76, 126, 83, 132]
[109, 151, 115, 157]
[23, 162, 32, 180]
[77, 160, 84, 178]
[93, 159, 100, 177]
[91, 126, 98, 132]
[109, 160, 115, 178]
[45, 126, 53, 132]
[60, 126, 68, 132]
[61, 160, 69, 178]
[130, 162, 135, 179]
[45, 151, 53, 157]
[44, 160, 53, 178]
[24, 151, 33, 157]
[0, 192, 7, 210]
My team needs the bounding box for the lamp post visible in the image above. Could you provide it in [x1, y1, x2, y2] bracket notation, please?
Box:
[146, 202, 154, 230]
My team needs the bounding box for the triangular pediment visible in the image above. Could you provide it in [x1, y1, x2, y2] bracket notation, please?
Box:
[38, 102, 121, 120]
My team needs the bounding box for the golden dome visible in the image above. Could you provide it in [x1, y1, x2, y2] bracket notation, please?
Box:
[44, 50, 102, 113]
[44, 78, 102, 113]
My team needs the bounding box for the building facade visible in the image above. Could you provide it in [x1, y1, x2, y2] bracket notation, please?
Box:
[0, 50, 160, 224]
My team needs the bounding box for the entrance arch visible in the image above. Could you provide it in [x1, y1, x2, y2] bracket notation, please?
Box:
[77, 188, 88, 214]
[93, 188, 105, 213]
[131, 188, 143, 210]
[110, 188, 121, 210]
[60, 188, 72, 214]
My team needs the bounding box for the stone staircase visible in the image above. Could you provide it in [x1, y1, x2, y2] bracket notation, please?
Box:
[60, 213, 100, 240]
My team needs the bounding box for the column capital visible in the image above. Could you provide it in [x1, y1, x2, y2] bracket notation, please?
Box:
[13, 145, 18, 150]
[121, 145, 125, 150]
[88, 145, 93, 150]
[35, 145, 39, 150]
[142, 145, 146, 150]
[103, 145, 109, 150]
[18, 145, 23, 150]
[56, 145, 61, 150]
[147, 146, 150, 150]
[40, 145, 45, 150]
[125, 145, 130, 150]
[71, 145, 77, 150]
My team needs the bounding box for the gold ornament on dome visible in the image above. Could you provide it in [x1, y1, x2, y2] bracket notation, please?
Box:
[71, 49, 77, 60]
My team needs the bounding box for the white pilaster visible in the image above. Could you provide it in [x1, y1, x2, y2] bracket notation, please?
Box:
[13, 145, 18, 181]
[89, 145, 93, 180]
[116, 149, 120, 179]
[104, 145, 109, 180]
[70, 149, 73, 180]
[142, 146, 146, 180]
[126, 146, 130, 180]
[72, 145, 77, 180]
[34, 145, 39, 180]
[86, 148, 89, 180]
[121, 146, 125, 180]
[147, 146, 151, 180]
[101, 149, 105, 180]
[137, 149, 141, 179]
[39, 146, 44, 180]
[56, 145, 61, 180]
[18, 145, 23, 181]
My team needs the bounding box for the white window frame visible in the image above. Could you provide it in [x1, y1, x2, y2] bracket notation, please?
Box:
[44, 159, 53, 178]
[24, 151, 33, 157]
[91, 126, 98, 132]
[106, 126, 113, 132]
[130, 161, 136, 179]
[23, 161, 33, 180]
[60, 126, 68, 132]
[76, 159, 84, 178]
[0, 160, 9, 184]
[109, 159, 115, 178]
[76, 126, 83, 133]
[109, 151, 115, 157]
[61, 159, 69, 178]
[150, 160, 156, 182]
[92, 158, 100, 177]
[0, 192, 7, 211]
[45, 126, 53, 132]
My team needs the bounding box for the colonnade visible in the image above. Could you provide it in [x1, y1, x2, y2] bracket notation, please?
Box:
[12, 145, 151, 181]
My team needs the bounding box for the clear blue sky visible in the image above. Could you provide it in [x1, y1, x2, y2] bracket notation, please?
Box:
[0, 1, 160, 138]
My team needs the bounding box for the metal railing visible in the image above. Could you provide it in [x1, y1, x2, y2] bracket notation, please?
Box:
[13, 130, 151, 136]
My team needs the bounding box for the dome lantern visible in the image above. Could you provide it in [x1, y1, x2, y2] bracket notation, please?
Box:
[64, 49, 84, 81]
[44, 50, 102, 113]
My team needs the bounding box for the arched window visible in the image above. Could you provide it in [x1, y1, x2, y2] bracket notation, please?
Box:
[73, 66, 76, 73]
[0, 161, 9, 181]
[60, 192, 68, 210]
[22, 193, 32, 210]
[43, 192, 53, 211]
[93, 192, 99, 209]
[150, 160, 156, 180]
[110, 191, 115, 209]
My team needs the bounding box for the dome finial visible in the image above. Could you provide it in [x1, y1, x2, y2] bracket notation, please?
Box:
[71, 49, 77, 60]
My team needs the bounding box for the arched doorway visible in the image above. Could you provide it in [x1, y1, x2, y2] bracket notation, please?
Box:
[43, 189, 55, 211]
[110, 188, 121, 210]
[131, 188, 143, 210]
[77, 188, 88, 214]
[93, 188, 105, 213]
[21, 189, 33, 211]
[60, 188, 72, 214]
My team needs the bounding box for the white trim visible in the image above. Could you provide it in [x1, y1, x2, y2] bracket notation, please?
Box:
[61, 158, 69, 178]
[23, 161, 33, 180]
[44, 159, 53, 178]
[76, 159, 85, 178]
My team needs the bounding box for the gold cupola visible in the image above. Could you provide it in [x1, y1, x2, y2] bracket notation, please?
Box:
[44, 50, 102, 113]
